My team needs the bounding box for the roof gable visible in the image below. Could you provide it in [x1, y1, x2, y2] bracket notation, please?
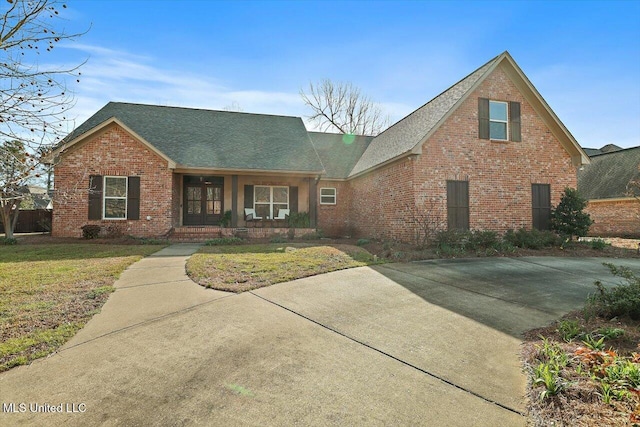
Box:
[308, 132, 373, 179]
[58, 103, 325, 174]
[578, 146, 640, 199]
[349, 51, 589, 178]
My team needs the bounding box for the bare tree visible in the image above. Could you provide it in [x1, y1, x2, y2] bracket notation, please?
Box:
[0, 0, 84, 239]
[301, 79, 389, 136]
[403, 197, 446, 248]
[222, 101, 243, 112]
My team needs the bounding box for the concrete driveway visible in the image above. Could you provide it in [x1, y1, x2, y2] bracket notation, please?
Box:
[1, 247, 639, 426]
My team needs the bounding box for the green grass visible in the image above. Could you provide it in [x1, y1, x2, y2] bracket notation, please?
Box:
[186, 243, 381, 292]
[0, 244, 163, 372]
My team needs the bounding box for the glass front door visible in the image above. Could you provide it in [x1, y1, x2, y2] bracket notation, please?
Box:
[184, 180, 223, 225]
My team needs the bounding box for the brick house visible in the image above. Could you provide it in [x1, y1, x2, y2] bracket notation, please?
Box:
[578, 146, 640, 237]
[51, 51, 589, 241]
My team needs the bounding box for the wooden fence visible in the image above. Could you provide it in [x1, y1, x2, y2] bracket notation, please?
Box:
[0, 209, 52, 233]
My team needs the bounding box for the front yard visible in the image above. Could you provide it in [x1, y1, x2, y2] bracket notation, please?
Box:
[0, 243, 164, 372]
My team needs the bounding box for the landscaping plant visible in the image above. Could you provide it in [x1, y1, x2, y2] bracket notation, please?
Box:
[550, 187, 593, 242]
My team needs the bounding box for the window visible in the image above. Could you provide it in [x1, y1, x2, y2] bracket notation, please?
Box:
[478, 98, 521, 142]
[320, 188, 337, 205]
[489, 101, 508, 140]
[254, 186, 288, 219]
[88, 175, 140, 221]
[447, 180, 469, 230]
[104, 177, 128, 219]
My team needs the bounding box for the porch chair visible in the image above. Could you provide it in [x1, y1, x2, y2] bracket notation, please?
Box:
[274, 209, 290, 225]
[244, 208, 261, 227]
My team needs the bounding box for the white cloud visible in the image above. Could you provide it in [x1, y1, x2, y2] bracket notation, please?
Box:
[58, 44, 310, 127]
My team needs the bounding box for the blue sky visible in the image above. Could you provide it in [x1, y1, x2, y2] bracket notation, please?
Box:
[50, 0, 640, 148]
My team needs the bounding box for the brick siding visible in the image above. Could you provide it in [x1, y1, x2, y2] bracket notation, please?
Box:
[586, 199, 640, 238]
[53, 124, 174, 238]
[318, 65, 577, 243]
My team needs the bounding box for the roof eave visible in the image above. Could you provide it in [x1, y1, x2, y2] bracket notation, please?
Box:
[52, 117, 177, 169]
[174, 165, 325, 177]
[348, 150, 417, 180]
[500, 53, 590, 167]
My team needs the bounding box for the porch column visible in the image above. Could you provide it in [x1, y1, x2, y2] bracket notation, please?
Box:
[309, 177, 318, 228]
[231, 175, 238, 227]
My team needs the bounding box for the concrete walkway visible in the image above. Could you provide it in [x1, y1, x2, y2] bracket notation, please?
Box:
[65, 243, 231, 347]
[8, 248, 631, 425]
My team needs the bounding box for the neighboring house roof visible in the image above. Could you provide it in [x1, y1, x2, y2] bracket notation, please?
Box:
[59, 103, 325, 174]
[18, 186, 52, 210]
[348, 51, 589, 177]
[308, 132, 373, 179]
[583, 148, 604, 157]
[578, 146, 640, 199]
[583, 144, 623, 157]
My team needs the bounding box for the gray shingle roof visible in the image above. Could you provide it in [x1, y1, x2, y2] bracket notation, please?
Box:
[348, 53, 502, 177]
[578, 147, 640, 199]
[308, 132, 373, 179]
[64, 102, 325, 173]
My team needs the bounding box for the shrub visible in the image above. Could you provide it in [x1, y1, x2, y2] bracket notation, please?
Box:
[301, 229, 324, 240]
[467, 230, 500, 250]
[81, 224, 101, 239]
[104, 224, 123, 238]
[0, 237, 17, 245]
[204, 237, 244, 246]
[585, 263, 640, 320]
[434, 229, 469, 251]
[356, 238, 370, 246]
[551, 188, 593, 241]
[503, 228, 560, 249]
[589, 238, 609, 250]
[129, 237, 168, 245]
[269, 234, 287, 243]
[219, 210, 232, 228]
[287, 212, 310, 228]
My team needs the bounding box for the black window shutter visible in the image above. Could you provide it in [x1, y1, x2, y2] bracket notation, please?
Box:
[509, 101, 521, 142]
[88, 175, 103, 220]
[127, 177, 140, 220]
[244, 185, 254, 209]
[289, 186, 298, 214]
[478, 98, 490, 139]
[532, 184, 551, 230]
[447, 180, 469, 231]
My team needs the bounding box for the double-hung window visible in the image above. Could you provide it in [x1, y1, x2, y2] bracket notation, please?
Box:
[489, 101, 508, 141]
[88, 175, 140, 221]
[254, 186, 288, 219]
[478, 98, 521, 142]
[103, 176, 128, 219]
[320, 188, 337, 205]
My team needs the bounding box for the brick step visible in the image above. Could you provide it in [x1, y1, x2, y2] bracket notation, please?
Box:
[168, 226, 223, 242]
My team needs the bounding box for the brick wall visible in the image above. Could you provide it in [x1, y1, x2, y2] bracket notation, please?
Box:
[348, 157, 417, 242]
[53, 124, 174, 238]
[335, 64, 577, 243]
[586, 199, 640, 237]
[317, 181, 353, 237]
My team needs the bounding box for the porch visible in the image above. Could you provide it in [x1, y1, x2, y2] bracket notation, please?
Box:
[174, 173, 319, 229]
[169, 225, 317, 242]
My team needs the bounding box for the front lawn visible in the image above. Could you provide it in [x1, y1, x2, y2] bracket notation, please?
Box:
[186, 243, 380, 292]
[0, 244, 164, 372]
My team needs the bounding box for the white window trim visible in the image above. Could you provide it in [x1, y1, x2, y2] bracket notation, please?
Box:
[320, 187, 337, 205]
[489, 100, 509, 141]
[103, 176, 128, 220]
[254, 185, 289, 219]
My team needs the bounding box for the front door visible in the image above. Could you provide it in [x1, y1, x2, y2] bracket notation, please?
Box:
[184, 179, 224, 225]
